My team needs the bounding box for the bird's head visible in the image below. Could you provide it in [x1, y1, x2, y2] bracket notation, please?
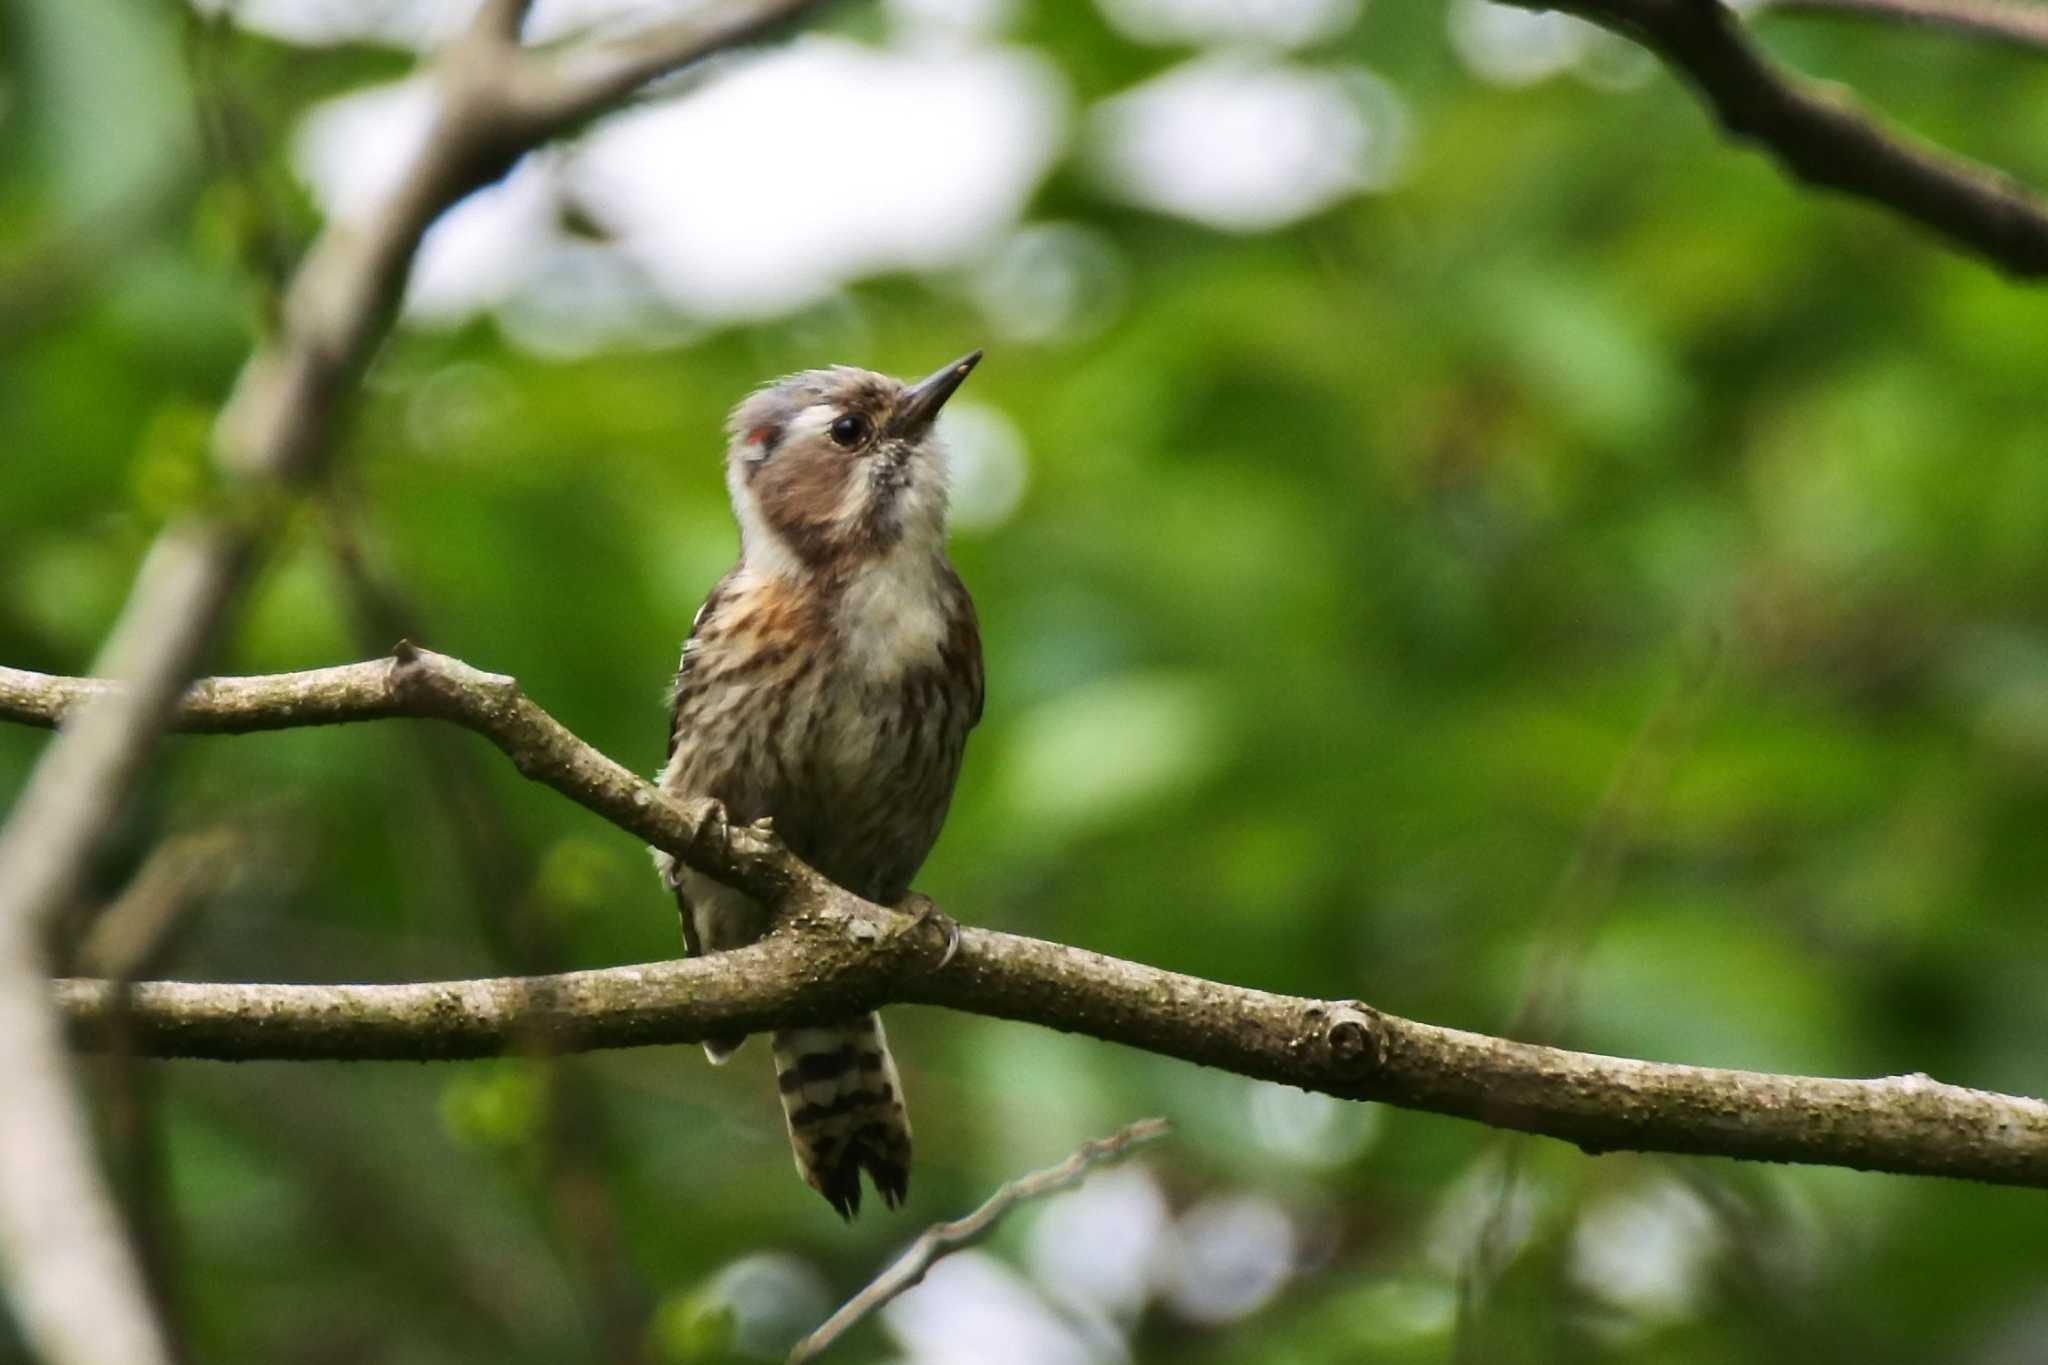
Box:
[723, 351, 981, 576]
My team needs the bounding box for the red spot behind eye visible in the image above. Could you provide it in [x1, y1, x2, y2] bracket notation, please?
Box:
[748, 427, 773, 445]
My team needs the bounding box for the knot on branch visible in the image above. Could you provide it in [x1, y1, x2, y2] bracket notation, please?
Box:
[1320, 1002, 1385, 1075]
[386, 641, 524, 721]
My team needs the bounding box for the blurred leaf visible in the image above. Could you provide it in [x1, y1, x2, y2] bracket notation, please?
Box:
[998, 671, 1229, 838]
[649, 1292, 739, 1365]
[16, 0, 192, 219]
[438, 1060, 546, 1156]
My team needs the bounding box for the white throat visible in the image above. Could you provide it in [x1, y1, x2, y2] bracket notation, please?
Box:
[837, 545, 949, 680]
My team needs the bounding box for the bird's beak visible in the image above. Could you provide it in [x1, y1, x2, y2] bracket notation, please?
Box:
[890, 349, 982, 438]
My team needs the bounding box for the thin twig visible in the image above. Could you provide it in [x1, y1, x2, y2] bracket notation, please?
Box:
[82, 828, 249, 1365]
[787, 1118, 1172, 1363]
[1761, 0, 2048, 50]
[512, 0, 839, 130]
[72, 828, 247, 983]
[11, 650, 2048, 1189]
[1461, 645, 1715, 1354]
[1506, 635, 1718, 1045]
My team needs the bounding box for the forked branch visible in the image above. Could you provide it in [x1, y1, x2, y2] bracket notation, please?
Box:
[11, 651, 2048, 1191]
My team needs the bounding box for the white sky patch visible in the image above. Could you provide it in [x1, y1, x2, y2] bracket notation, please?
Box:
[1087, 53, 1407, 233]
[569, 36, 1068, 320]
[883, 1251, 1113, 1365]
[1570, 1180, 1725, 1334]
[1446, 0, 1597, 86]
[205, 0, 721, 49]
[289, 36, 1068, 328]
[1246, 1080, 1382, 1169]
[194, 0, 453, 48]
[1158, 1194, 1297, 1325]
[1095, 0, 1361, 48]
[409, 153, 569, 323]
[293, 75, 438, 227]
[295, 92, 593, 326]
[1025, 1166, 1172, 1324]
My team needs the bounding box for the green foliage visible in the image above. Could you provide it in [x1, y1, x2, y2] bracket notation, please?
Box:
[4, 2, 2048, 1362]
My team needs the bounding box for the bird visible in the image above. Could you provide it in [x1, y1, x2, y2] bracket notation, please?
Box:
[653, 352, 986, 1218]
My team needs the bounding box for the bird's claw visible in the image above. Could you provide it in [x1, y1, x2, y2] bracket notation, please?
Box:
[690, 798, 732, 861]
[900, 893, 961, 970]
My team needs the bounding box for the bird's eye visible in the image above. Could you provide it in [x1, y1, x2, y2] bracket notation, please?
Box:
[828, 413, 871, 449]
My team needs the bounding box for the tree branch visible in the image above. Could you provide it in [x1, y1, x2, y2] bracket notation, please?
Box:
[786, 1118, 1172, 1364]
[47, 927, 2048, 1188]
[6, 645, 800, 908]
[0, 5, 843, 1361]
[508, 0, 838, 132]
[10, 651, 2048, 1190]
[1761, 0, 2048, 51]
[0, 528, 245, 1365]
[1514, 0, 2048, 276]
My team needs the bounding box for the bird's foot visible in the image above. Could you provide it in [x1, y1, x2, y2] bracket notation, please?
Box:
[687, 804, 783, 891]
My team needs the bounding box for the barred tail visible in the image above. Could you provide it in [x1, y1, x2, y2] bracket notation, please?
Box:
[771, 1014, 911, 1219]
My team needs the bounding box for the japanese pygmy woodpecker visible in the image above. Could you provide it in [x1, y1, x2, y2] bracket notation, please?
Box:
[654, 352, 985, 1218]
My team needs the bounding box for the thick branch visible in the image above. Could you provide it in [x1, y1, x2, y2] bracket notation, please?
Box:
[1518, 0, 2048, 275]
[11, 652, 2048, 1190]
[46, 912, 2048, 1189]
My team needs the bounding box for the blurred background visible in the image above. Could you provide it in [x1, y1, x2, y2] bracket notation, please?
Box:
[5, 0, 2048, 1360]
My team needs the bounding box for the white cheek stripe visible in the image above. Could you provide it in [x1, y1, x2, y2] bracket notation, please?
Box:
[727, 459, 806, 582]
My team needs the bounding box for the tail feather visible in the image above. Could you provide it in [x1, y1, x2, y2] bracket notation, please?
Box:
[771, 1015, 911, 1219]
